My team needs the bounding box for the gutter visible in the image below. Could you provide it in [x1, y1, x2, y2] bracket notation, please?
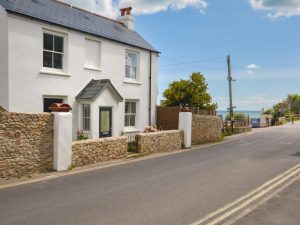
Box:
[149, 51, 152, 125]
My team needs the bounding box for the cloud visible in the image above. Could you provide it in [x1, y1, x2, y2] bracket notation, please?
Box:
[246, 64, 260, 69]
[62, 0, 207, 18]
[119, 0, 207, 15]
[249, 0, 300, 18]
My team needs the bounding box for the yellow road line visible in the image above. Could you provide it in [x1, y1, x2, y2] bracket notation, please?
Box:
[190, 163, 300, 225]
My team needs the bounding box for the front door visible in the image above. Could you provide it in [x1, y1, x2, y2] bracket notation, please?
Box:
[99, 107, 112, 138]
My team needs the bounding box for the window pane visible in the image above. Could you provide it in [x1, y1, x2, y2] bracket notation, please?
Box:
[131, 102, 136, 113]
[130, 115, 135, 126]
[54, 53, 63, 69]
[83, 104, 90, 117]
[129, 66, 136, 79]
[44, 33, 53, 51]
[125, 115, 130, 127]
[84, 118, 90, 131]
[125, 65, 130, 78]
[43, 51, 53, 68]
[126, 52, 137, 66]
[54, 36, 64, 53]
[125, 102, 130, 113]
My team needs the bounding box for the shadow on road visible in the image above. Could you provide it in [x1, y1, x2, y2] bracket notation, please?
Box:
[291, 151, 300, 157]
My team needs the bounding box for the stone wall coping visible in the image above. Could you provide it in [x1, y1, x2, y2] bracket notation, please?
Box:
[72, 136, 127, 145]
[138, 130, 180, 137]
[0, 110, 52, 116]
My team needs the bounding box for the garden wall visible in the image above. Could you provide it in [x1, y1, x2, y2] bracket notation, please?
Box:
[72, 136, 128, 167]
[157, 106, 217, 130]
[137, 130, 182, 154]
[192, 115, 222, 145]
[0, 107, 54, 178]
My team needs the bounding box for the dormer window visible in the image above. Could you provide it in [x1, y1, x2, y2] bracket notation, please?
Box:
[125, 50, 138, 79]
[43, 33, 64, 69]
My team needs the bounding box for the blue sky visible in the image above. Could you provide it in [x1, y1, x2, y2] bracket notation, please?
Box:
[65, 0, 300, 110]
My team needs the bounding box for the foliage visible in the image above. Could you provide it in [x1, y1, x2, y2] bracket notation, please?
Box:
[143, 125, 161, 133]
[76, 129, 88, 141]
[262, 108, 272, 115]
[161, 72, 217, 110]
[269, 94, 300, 118]
[128, 141, 137, 152]
[225, 112, 248, 122]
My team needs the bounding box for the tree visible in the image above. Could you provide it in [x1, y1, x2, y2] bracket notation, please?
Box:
[161, 72, 217, 110]
[269, 94, 300, 118]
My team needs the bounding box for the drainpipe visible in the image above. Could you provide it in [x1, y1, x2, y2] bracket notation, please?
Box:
[149, 51, 152, 126]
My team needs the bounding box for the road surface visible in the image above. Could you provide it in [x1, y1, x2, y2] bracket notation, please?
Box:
[0, 123, 299, 225]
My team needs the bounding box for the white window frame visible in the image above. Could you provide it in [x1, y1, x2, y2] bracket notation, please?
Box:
[42, 30, 66, 73]
[82, 104, 91, 131]
[125, 50, 139, 80]
[125, 100, 137, 128]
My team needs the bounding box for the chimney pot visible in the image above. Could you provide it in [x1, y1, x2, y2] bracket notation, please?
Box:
[117, 7, 134, 30]
[120, 7, 132, 16]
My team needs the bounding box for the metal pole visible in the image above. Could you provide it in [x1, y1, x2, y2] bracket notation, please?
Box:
[227, 55, 234, 132]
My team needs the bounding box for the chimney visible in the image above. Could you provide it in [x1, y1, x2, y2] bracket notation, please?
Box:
[117, 7, 134, 30]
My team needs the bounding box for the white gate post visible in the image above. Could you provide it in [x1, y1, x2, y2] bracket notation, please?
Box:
[52, 112, 72, 171]
[179, 112, 192, 147]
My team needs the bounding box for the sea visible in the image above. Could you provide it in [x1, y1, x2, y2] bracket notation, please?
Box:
[217, 110, 262, 119]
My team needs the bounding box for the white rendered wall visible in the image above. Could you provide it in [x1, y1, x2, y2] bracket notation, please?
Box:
[53, 112, 72, 171]
[7, 15, 158, 139]
[0, 6, 8, 110]
[179, 112, 192, 147]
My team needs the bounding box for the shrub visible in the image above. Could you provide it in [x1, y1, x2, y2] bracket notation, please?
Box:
[76, 129, 88, 141]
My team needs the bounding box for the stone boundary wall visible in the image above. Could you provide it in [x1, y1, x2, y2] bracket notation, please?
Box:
[0, 107, 54, 178]
[137, 130, 182, 154]
[192, 115, 222, 145]
[72, 136, 128, 167]
[225, 127, 252, 135]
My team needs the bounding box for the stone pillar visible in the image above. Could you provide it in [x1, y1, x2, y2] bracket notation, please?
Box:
[52, 112, 72, 171]
[179, 112, 192, 147]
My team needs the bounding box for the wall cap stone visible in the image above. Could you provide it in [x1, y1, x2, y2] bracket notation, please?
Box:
[72, 136, 127, 145]
[138, 130, 180, 137]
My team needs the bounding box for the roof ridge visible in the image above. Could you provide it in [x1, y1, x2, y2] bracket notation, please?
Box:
[54, 0, 124, 26]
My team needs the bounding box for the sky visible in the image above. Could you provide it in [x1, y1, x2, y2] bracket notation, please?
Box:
[63, 0, 300, 111]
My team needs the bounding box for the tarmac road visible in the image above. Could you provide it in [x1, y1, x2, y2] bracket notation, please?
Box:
[0, 123, 299, 225]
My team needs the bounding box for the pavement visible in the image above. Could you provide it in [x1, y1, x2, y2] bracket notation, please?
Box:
[0, 122, 299, 225]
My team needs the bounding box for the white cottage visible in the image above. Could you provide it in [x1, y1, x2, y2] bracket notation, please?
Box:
[0, 0, 159, 139]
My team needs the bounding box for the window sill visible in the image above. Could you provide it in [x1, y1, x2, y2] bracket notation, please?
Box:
[123, 128, 141, 133]
[84, 66, 102, 72]
[123, 79, 141, 85]
[40, 69, 71, 77]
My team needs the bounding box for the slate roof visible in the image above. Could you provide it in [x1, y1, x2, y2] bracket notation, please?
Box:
[76, 79, 123, 102]
[0, 0, 158, 52]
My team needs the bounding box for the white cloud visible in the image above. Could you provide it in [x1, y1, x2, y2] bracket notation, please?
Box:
[249, 0, 300, 18]
[119, 0, 207, 15]
[247, 70, 254, 74]
[61, 0, 207, 18]
[246, 64, 260, 69]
